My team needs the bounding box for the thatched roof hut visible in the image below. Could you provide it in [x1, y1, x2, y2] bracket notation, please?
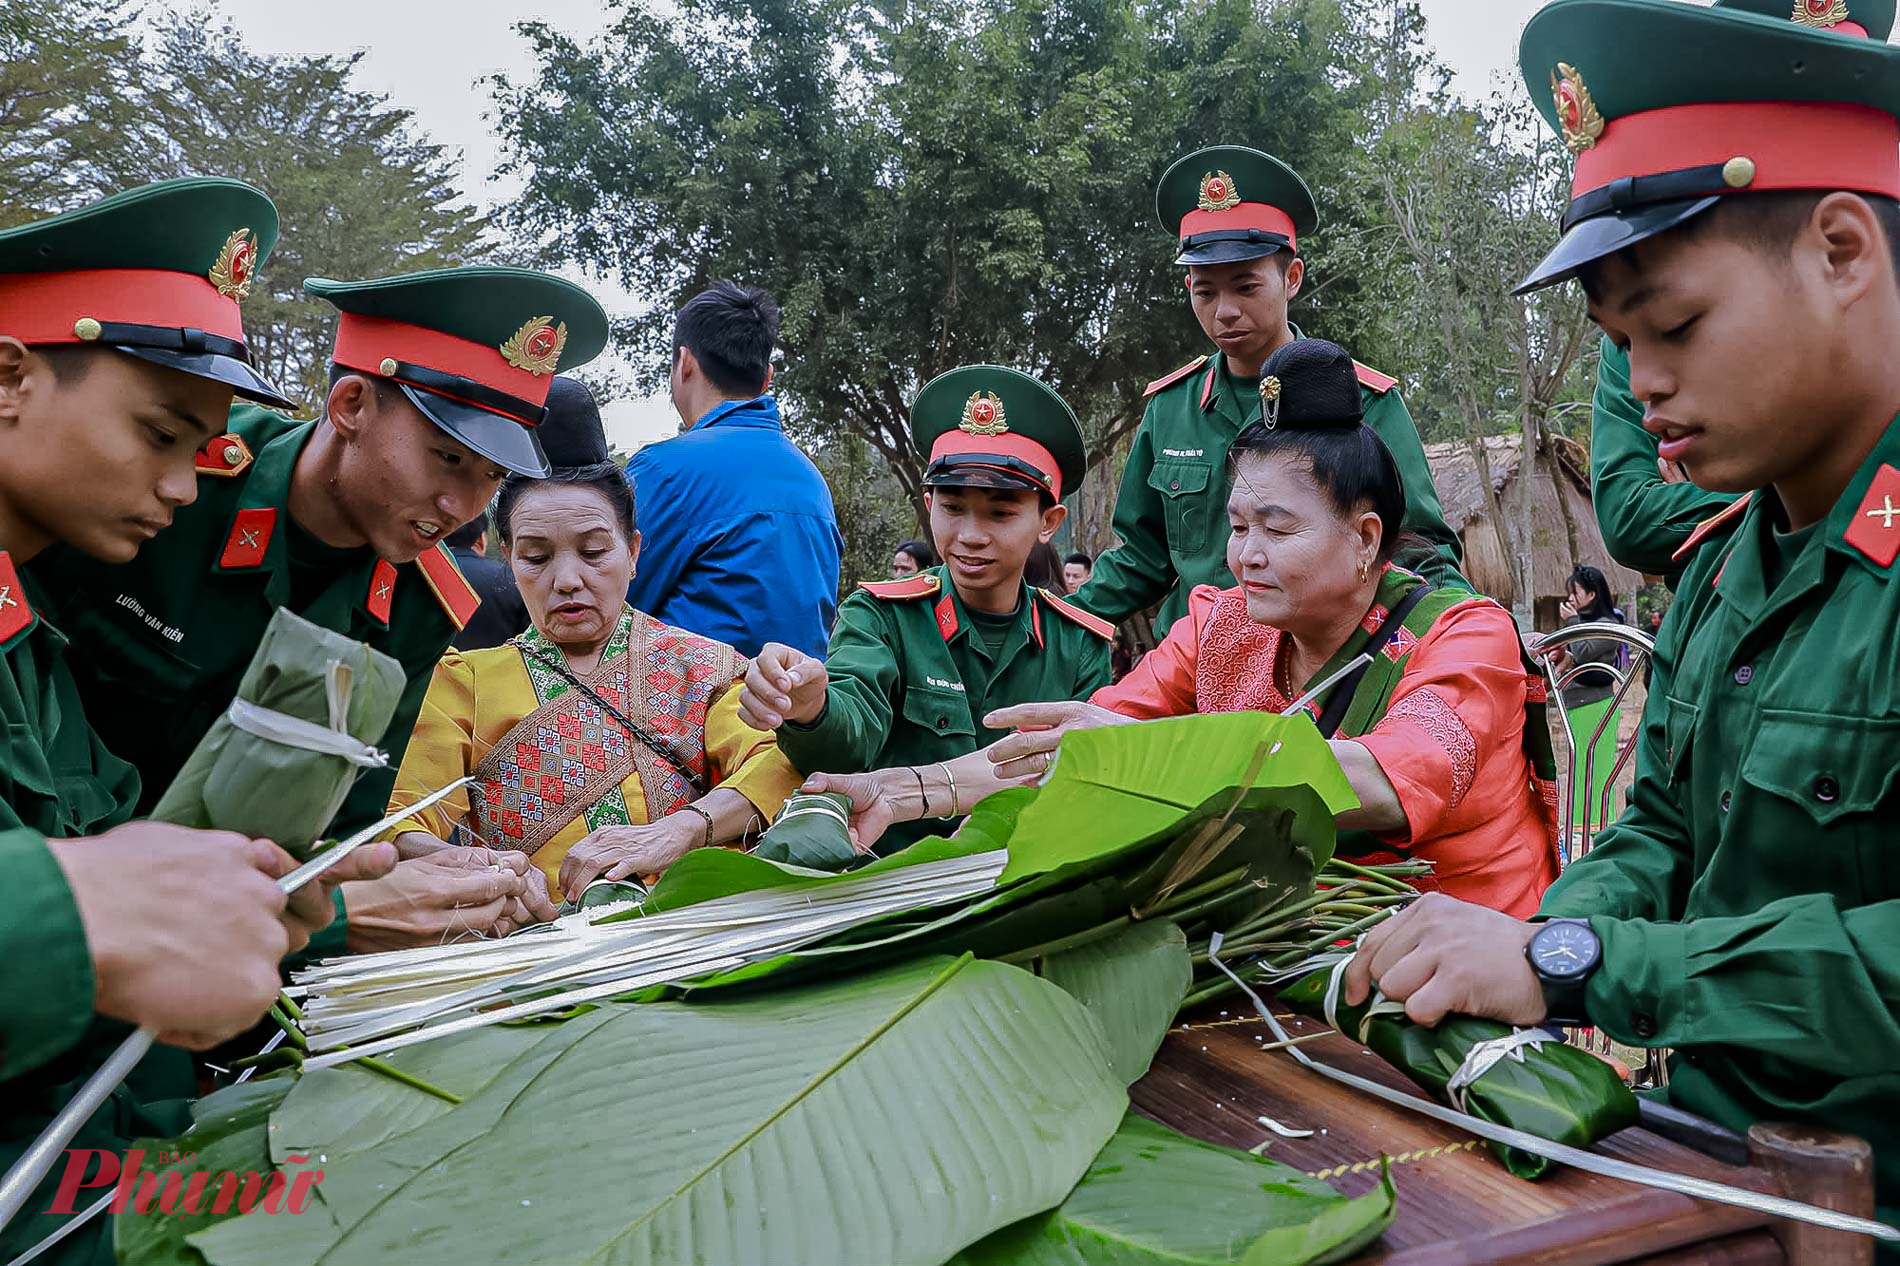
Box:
[1423, 434, 1643, 631]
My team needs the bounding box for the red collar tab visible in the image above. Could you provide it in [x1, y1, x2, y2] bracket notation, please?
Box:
[1354, 361, 1397, 395]
[0, 268, 247, 347]
[1199, 362, 1217, 411]
[415, 543, 481, 631]
[935, 593, 960, 642]
[1146, 356, 1208, 398]
[332, 313, 557, 428]
[859, 574, 941, 601]
[1176, 202, 1299, 253]
[1030, 598, 1044, 649]
[365, 559, 399, 626]
[1037, 588, 1116, 640]
[194, 432, 254, 478]
[218, 507, 277, 570]
[1845, 463, 1900, 566]
[1672, 493, 1753, 562]
[1568, 100, 1900, 213]
[0, 552, 35, 646]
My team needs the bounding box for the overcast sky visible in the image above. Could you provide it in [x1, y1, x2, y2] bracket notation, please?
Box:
[206, 0, 1551, 452]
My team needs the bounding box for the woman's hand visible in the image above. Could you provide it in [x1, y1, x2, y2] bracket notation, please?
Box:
[797, 771, 905, 854]
[493, 865, 561, 937]
[559, 816, 700, 902]
[342, 849, 532, 952]
[1558, 597, 1579, 620]
[982, 701, 1134, 780]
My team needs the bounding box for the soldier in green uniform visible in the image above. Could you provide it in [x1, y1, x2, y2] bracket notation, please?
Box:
[0, 180, 396, 1264]
[1074, 145, 1467, 635]
[1338, 0, 1900, 1237]
[1590, 336, 1739, 584]
[738, 365, 1114, 853]
[33, 267, 612, 956]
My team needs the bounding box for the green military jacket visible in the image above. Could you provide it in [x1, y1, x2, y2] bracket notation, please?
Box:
[0, 565, 190, 1266]
[1074, 339, 1468, 635]
[1541, 414, 1900, 1226]
[1589, 338, 1739, 585]
[31, 405, 480, 955]
[777, 568, 1114, 853]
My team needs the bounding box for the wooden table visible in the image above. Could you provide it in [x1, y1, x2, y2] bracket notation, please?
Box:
[1130, 1009, 1859, 1265]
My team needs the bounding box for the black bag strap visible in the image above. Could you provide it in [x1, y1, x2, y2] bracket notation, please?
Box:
[1312, 583, 1435, 740]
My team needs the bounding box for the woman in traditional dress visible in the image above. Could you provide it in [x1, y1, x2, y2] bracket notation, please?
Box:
[385, 463, 801, 909]
[809, 340, 1559, 917]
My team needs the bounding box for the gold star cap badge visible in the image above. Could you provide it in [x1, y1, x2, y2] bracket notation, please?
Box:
[1551, 63, 1606, 154]
[207, 228, 258, 301]
[1793, 0, 1850, 26]
[959, 391, 1009, 436]
[1197, 171, 1242, 212]
[499, 315, 568, 376]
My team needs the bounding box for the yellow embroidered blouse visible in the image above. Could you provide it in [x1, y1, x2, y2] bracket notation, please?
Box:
[385, 607, 802, 888]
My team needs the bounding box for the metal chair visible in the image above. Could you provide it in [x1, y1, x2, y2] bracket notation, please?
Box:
[1526, 620, 1667, 1087]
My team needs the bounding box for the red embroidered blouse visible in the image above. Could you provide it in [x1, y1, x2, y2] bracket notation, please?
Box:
[1092, 584, 1558, 918]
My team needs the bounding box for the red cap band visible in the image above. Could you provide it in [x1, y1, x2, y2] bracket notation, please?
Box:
[333, 314, 557, 420]
[0, 269, 245, 345]
[928, 429, 1062, 500]
[1572, 100, 1900, 203]
[1176, 202, 1299, 251]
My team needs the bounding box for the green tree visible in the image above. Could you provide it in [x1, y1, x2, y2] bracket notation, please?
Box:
[123, 12, 493, 405]
[491, 0, 1404, 528]
[0, 0, 151, 225]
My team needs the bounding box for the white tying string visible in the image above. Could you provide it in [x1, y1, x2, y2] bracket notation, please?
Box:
[772, 799, 851, 827]
[1445, 1029, 1549, 1113]
[225, 699, 388, 768]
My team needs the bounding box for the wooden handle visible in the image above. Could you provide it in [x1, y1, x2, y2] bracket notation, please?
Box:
[1747, 1121, 1875, 1266]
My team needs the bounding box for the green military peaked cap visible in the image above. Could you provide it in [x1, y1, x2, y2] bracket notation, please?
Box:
[1517, 0, 1900, 292]
[912, 365, 1087, 502]
[308, 267, 612, 477]
[1156, 146, 1320, 266]
[0, 178, 291, 407]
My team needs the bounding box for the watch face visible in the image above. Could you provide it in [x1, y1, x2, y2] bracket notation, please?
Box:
[1531, 921, 1600, 980]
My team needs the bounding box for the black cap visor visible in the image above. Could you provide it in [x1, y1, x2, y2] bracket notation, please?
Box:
[924, 456, 1050, 498]
[1174, 231, 1293, 268]
[1515, 195, 1721, 295]
[114, 345, 294, 410]
[398, 381, 551, 477]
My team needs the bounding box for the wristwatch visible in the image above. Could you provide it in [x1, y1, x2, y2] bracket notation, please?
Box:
[1526, 918, 1602, 1027]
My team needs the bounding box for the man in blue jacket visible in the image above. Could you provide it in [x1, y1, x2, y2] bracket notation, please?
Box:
[626, 282, 842, 658]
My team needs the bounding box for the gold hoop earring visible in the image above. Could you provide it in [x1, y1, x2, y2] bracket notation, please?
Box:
[1357, 559, 1370, 584]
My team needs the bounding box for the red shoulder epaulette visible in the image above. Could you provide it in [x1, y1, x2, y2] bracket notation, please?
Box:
[194, 433, 254, 477]
[415, 542, 482, 632]
[1145, 356, 1209, 398]
[1670, 493, 1754, 563]
[1353, 361, 1398, 395]
[1036, 588, 1116, 640]
[859, 574, 942, 601]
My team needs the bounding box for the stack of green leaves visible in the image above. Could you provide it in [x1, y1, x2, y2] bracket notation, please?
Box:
[120, 714, 1397, 1266]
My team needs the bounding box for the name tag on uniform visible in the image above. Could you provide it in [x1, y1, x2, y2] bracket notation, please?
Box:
[924, 676, 966, 692]
[114, 593, 185, 645]
[1161, 448, 1206, 459]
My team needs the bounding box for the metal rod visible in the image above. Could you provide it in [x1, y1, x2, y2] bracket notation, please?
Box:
[1279, 652, 1374, 718]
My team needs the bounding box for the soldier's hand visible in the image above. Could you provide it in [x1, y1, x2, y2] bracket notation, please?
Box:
[276, 841, 398, 949]
[1341, 892, 1545, 1027]
[341, 851, 529, 953]
[49, 824, 303, 1049]
[739, 643, 829, 729]
[983, 701, 1134, 780]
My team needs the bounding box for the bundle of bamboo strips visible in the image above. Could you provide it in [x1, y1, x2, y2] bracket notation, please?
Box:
[293, 849, 1008, 1069]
